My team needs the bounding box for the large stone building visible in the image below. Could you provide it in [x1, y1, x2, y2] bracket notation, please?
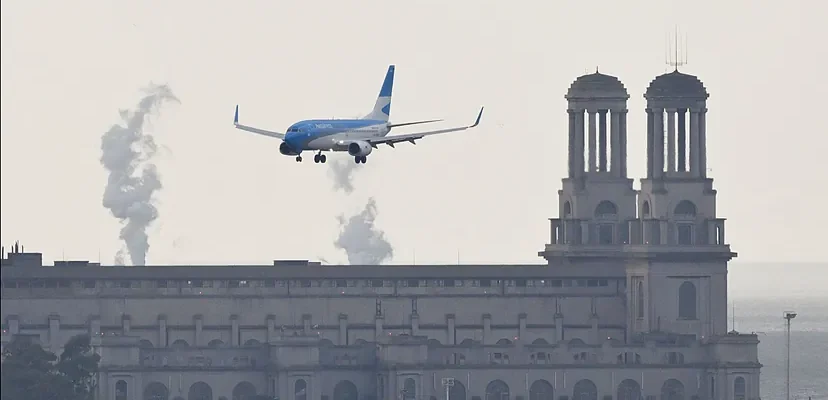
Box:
[1, 69, 761, 400]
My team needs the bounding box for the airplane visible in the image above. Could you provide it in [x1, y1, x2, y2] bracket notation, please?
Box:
[233, 65, 484, 164]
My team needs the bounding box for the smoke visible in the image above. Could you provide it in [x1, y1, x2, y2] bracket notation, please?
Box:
[100, 84, 179, 266]
[334, 198, 394, 265]
[327, 158, 359, 193]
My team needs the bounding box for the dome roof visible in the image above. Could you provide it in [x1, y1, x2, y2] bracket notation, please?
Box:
[645, 70, 708, 98]
[566, 71, 628, 99]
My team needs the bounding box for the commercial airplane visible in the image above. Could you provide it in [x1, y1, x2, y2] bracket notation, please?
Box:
[233, 65, 483, 164]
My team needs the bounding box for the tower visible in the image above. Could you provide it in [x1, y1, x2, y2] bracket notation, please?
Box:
[628, 70, 736, 341]
[541, 71, 636, 259]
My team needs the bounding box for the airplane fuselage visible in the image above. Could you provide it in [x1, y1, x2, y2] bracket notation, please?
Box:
[282, 119, 389, 154]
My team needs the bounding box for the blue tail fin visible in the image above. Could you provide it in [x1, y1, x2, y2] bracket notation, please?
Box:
[365, 65, 394, 121]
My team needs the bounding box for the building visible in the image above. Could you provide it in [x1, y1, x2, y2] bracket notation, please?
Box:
[1, 69, 761, 400]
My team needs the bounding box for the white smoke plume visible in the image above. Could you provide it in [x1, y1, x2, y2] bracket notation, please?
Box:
[100, 84, 179, 266]
[334, 198, 394, 265]
[327, 157, 360, 193]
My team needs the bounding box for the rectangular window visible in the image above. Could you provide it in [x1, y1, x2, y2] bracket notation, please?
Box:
[479, 279, 492, 287]
[598, 224, 614, 245]
[515, 279, 527, 287]
[678, 224, 693, 245]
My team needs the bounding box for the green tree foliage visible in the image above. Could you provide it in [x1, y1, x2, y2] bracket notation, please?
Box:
[1, 334, 101, 400]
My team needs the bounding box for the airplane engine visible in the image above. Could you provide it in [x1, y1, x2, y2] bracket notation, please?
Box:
[279, 142, 299, 156]
[347, 141, 373, 157]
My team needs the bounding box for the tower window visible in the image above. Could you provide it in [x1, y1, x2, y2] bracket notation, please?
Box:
[677, 224, 693, 245]
[563, 201, 572, 217]
[678, 281, 697, 320]
[598, 224, 614, 244]
[642, 201, 650, 217]
[674, 200, 697, 218]
[594, 201, 618, 218]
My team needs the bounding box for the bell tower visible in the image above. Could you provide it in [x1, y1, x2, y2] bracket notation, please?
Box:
[626, 70, 736, 341]
[541, 71, 636, 261]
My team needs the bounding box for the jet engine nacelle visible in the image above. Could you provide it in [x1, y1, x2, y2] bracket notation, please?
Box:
[279, 142, 299, 156]
[347, 141, 373, 157]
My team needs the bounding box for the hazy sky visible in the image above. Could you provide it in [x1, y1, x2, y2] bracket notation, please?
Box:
[2, 0, 826, 267]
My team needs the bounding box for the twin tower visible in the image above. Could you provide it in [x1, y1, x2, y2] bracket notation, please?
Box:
[540, 68, 731, 263]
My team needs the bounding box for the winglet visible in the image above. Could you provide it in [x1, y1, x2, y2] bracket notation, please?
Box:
[471, 106, 484, 128]
[234, 105, 239, 125]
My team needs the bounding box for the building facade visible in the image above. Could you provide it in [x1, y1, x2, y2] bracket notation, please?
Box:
[1, 69, 761, 400]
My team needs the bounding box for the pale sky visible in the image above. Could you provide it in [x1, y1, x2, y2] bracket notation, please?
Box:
[2, 0, 826, 268]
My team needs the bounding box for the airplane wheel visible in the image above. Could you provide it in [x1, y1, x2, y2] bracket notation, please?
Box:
[320, 155, 327, 163]
[361, 156, 367, 164]
[296, 156, 302, 162]
[313, 154, 320, 163]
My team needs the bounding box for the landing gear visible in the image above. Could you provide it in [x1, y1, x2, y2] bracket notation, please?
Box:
[313, 152, 327, 164]
[354, 156, 367, 164]
[295, 156, 302, 162]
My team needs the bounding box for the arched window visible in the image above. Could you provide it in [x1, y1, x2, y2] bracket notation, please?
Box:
[139, 339, 153, 348]
[448, 380, 466, 400]
[232, 382, 256, 400]
[187, 382, 212, 400]
[333, 380, 358, 400]
[243, 339, 261, 347]
[563, 201, 572, 217]
[207, 339, 224, 348]
[572, 379, 597, 400]
[642, 201, 651, 217]
[674, 200, 697, 218]
[170, 339, 189, 348]
[616, 379, 642, 400]
[637, 281, 645, 319]
[116, 380, 128, 400]
[529, 380, 554, 400]
[295, 379, 307, 400]
[485, 380, 509, 400]
[403, 378, 416, 400]
[678, 281, 697, 320]
[733, 377, 746, 400]
[143, 381, 169, 400]
[495, 338, 512, 345]
[595, 201, 618, 218]
[660, 379, 685, 400]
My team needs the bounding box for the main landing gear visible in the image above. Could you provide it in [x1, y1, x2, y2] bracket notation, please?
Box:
[313, 152, 327, 164]
[295, 156, 302, 162]
[354, 156, 367, 164]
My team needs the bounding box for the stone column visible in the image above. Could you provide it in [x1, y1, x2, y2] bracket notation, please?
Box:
[302, 314, 312, 335]
[678, 108, 687, 171]
[446, 314, 456, 345]
[610, 109, 621, 175]
[620, 110, 628, 177]
[482, 314, 492, 344]
[48, 314, 60, 352]
[410, 313, 420, 336]
[598, 110, 608, 172]
[338, 314, 348, 345]
[567, 109, 576, 178]
[122, 315, 131, 336]
[588, 110, 597, 172]
[518, 313, 527, 340]
[575, 109, 585, 178]
[158, 315, 167, 347]
[653, 108, 664, 178]
[690, 109, 701, 176]
[667, 109, 676, 172]
[700, 108, 708, 177]
[554, 313, 564, 342]
[231, 315, 239, 347]
[374, 314, 384, 340]
[194, 315, 202, 346]
[267, 315, 276, 342]
[646, 109, 654, 177]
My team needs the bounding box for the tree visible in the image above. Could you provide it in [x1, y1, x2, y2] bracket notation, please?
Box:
[1, 334, 100, 400]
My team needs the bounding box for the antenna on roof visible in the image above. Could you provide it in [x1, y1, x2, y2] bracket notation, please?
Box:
[732, 301, 737, 331]
[666, 25, 688, 71]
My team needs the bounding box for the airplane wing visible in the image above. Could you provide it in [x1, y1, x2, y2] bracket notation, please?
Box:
[233, 105, 285, 140]
[367, 107, 484, 147]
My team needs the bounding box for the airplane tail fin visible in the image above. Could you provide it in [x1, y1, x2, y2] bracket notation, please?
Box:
[364, 65, 394, 122]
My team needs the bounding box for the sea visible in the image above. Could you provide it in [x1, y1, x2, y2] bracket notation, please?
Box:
[729, 263, 827, 399]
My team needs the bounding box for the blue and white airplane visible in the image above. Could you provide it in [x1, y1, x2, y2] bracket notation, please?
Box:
[233, 65, 483, 164]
